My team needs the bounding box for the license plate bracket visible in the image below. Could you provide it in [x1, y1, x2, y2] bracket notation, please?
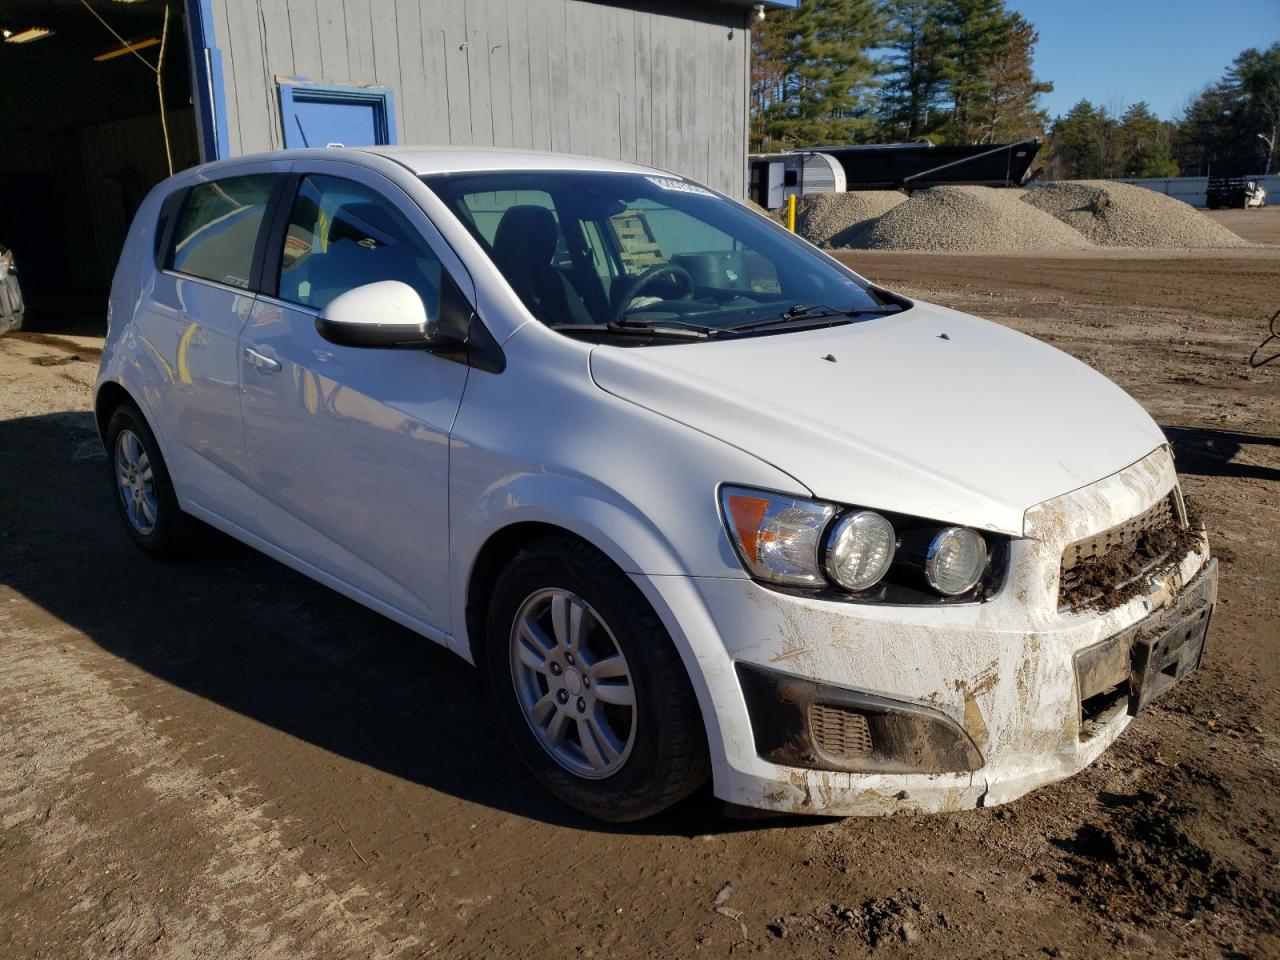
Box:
[1127, 559, 1217, 714]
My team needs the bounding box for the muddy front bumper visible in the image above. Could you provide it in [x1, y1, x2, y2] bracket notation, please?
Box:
[1075, 558, 1216, 724]
[722, 558, 1216, 814]
[647, 447, 1216, 816]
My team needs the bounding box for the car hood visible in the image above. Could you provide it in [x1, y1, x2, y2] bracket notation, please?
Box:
[588, 302, 1166, 536]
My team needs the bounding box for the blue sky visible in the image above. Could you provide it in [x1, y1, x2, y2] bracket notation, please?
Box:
[1008, 0, 1280, 121]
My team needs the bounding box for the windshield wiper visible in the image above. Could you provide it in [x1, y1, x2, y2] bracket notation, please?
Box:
[726, 303, 900, 334]
[549, 318, 721, 340]
[613, 316, 730, 336]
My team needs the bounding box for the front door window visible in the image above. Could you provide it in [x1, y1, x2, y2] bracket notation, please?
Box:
[277, 175, 443, 314]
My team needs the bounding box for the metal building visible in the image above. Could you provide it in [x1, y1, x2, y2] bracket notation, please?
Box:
[0, 0, 794, 323]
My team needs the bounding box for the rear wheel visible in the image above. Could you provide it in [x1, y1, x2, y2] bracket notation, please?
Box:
[486, 536, 709, 821]
[104, 401, 195, 558]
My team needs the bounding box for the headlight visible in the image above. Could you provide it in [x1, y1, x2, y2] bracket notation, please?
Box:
[721, 485, 1002, 602]
[917, 527, 988, 596]
[720, 486, 835, 586]
[824, 510, 895, 591]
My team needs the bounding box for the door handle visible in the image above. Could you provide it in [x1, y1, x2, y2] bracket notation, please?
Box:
[243, 346, 282, 374]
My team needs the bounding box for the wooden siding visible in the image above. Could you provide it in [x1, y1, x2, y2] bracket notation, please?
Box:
[215, 0, 750, 194]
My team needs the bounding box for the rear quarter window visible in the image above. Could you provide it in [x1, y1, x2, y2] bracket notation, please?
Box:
[167, 175, 274, 289]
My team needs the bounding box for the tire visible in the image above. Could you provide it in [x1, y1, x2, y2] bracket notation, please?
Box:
[104, 401, 195, 558]
[486, 535, 710, 821]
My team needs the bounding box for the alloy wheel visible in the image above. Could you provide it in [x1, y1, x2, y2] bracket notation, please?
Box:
[114, 428, 159, 536]
[509, 588, 637, 779]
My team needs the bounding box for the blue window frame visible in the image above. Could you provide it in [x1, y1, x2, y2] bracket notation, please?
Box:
[277, 78, 398, 150]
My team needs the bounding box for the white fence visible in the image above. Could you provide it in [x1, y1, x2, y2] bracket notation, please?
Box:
[1113, 174, 1279, 208]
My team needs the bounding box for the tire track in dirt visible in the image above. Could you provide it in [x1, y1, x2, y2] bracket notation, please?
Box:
[0, 613, 421, 959]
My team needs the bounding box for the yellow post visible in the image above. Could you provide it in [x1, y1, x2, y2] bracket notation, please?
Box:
[787, 194, 797, 232]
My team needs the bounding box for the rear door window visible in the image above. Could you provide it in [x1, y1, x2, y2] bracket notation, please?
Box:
[168, 175, 274, 289]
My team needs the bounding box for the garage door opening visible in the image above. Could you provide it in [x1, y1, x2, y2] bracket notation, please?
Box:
[0, 0, 199, 335]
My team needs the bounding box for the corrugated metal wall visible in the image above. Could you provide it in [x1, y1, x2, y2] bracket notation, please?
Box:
[213, 0, 750, 194]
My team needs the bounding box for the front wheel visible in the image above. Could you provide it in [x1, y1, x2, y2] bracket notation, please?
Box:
[486, 536, 709, 821]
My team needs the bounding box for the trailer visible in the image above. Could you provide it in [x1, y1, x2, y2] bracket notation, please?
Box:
[1206, 177, 1267, 210]
[749, 140, 1042, 209]
[748, 152, 846, 210]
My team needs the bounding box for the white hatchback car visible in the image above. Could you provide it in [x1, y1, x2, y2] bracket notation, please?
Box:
[97, 148, 1216, 821]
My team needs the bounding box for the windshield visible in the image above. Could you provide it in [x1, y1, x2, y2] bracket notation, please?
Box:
[420, 170, 897, 339]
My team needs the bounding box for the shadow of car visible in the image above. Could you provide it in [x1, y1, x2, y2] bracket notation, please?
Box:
[0, 409, 805, 836]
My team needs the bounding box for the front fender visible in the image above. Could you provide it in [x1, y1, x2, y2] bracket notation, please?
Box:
[448, 470, 744, 783]
[445, 323, 812, 786]
[448, 470, 711, 665]
[466, 470, 697, 577]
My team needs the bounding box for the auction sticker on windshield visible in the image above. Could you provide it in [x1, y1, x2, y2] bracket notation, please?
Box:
[645, 176, 714, 197]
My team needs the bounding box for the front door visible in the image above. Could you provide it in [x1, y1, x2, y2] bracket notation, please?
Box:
[239, 167, 470, 632]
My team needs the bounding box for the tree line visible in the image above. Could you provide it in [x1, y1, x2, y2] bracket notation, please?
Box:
[752, 1, 1279, 180]
[1049, 46, 1279, 179]
[752, 0, 1052, 151]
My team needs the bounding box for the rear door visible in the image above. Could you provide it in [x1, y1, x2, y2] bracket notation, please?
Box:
[138, 163, 288, 528]
[239, 162, 472, 633]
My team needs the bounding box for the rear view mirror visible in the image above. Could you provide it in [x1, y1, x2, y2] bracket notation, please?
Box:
[315, 280, 433, 348]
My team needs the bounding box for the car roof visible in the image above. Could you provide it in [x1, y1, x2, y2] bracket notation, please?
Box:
[362, 145, 662, 177]
[187, 146, 665, 180]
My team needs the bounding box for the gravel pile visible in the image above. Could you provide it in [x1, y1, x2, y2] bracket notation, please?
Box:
[840, 185, 1092, 252]
[1022, 180, 1249, 248]
[792, 191, 908, 247]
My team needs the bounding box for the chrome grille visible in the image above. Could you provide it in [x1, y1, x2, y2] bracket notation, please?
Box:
[809, 704, 873, 760]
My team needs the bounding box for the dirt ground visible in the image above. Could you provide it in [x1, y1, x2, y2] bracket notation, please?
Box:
[1201, 208, 1280, 246]
[2, 213, 1278, 959]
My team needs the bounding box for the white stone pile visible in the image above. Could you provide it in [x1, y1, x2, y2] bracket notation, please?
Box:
[788, 181, 1250, 252]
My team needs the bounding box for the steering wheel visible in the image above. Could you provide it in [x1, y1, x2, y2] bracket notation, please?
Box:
[611, 264, 696, 322]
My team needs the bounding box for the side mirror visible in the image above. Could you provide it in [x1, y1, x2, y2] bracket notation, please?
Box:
[315, 280, 434, 348]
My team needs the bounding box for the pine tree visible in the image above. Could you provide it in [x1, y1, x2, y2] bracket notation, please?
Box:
[1173, 44, 1280, 175]
[878, 0, 1051, 145]
[750, 0, 887, 151]
[1050, 100, 1106, 178]
[980, 13, 1053, 144]
[878, 0, 953, 140]
[940, 0, 1014, 142]
[1226, 44, 1279, 173]
[1119, 102, 1178, 177]
[750, 16, 792, 152]
[1173, 85, 1237, 176]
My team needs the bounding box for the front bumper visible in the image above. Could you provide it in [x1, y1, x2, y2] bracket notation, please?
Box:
[725, 559, 1215, 814]
[639, 447, 1216, 816]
